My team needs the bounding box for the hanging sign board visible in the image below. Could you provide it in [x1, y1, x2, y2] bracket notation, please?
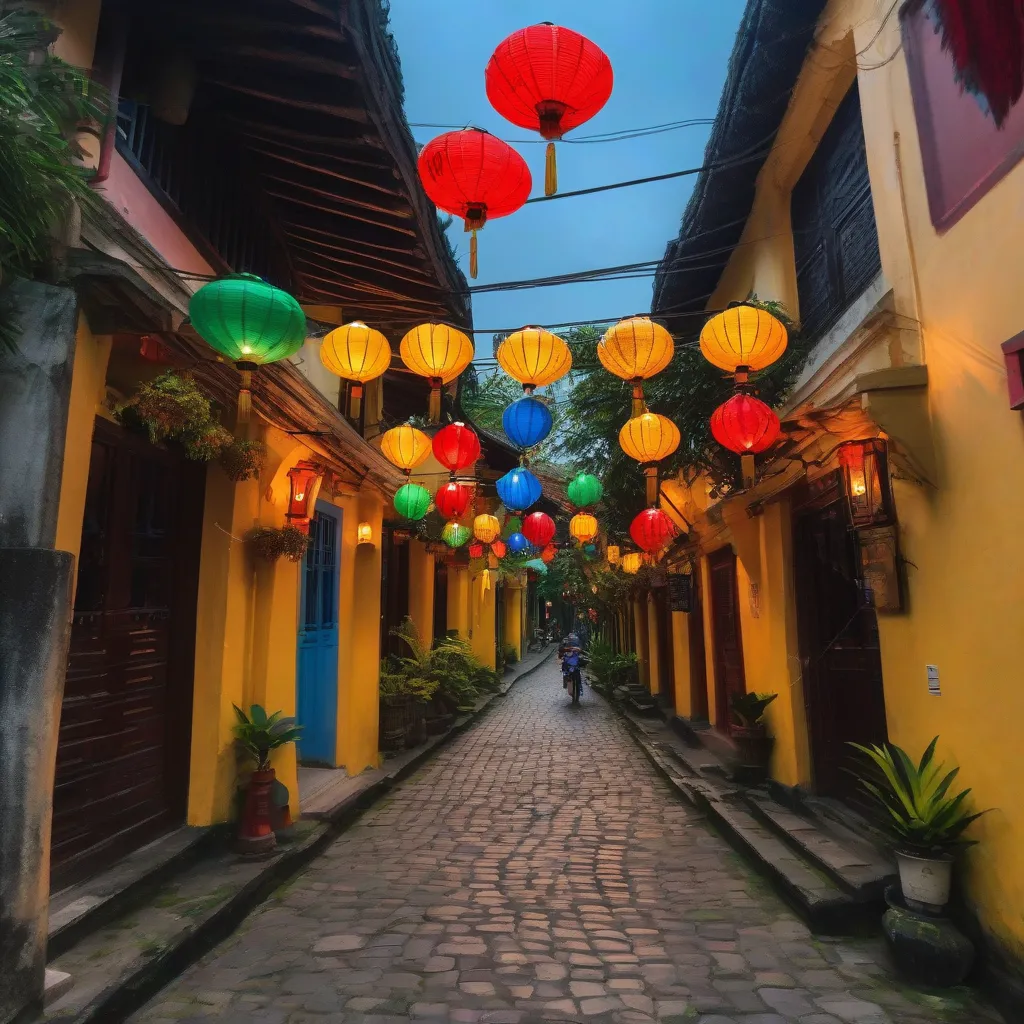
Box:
[858, 524, 902, 613]
[668, 573, 693, 613]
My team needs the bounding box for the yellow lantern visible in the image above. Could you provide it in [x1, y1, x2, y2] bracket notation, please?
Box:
[399, 323, 474, 421]
[606, 544, 620, 565]
[619, 412, 681, 505]
[598, 316, 674, 414]
[497, 327, 572, 393]
[473, 513, 501, 544]
[319, 321, 392, 418]
[380, 424, 432, 474]
[699, 304, 788, 381]
[569, 512, 598, 544]
[621, 552, 643, 575]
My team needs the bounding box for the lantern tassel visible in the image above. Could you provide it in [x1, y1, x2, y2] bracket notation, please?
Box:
[631, 383, 646, 417]
[545, 142, 557, 196]
[428, 386, 442, 424]
[741, 454, 755, 489]
[645, 466, 659, 507]
[469, 229, 478, 279]
[237, 367, 252, 427]
[349, 383, 363, 421]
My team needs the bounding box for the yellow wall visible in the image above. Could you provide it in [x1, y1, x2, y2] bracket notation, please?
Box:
[646, 594, 661, 696]
[632, 598, 649, 689]
[447, 566, 470, 640]
[470, 571, 497, 671]
[504, 580, 524, 661]
[670, 610, 692, 716]
[407, 541, 436, 648]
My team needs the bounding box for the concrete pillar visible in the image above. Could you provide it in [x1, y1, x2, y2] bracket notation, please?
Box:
[633, 597, 650, 689]
[407, 541, 435, 648]
[447, 565, 470, 640]
[504, 582, 524, 661]
[646, 593, 661, 696]
[471, 571, 497, 671]
[671, 611, 693, 717]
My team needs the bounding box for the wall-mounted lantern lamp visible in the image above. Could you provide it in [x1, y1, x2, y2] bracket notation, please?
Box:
[286, 461, 322, 534]
[357, 521, 374, 546]
[838, 439, 893, 526]
[606, 544, 620, 565]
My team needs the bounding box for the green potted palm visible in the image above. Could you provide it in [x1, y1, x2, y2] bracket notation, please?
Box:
[730, 691, 777, 782]
[850, 738, 989, 914]
[232, 705, 302, 855]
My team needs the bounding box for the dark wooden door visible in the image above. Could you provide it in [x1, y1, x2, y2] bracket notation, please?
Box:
[708, 548, 746, 732]
[380, 530, 410, 657]
[53, 418, 205, 888]
[794, 501, 888, 798]
[688, 565, 709, 721]
[656, 590, 675, 709]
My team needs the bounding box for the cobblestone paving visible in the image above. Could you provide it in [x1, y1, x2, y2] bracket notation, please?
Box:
[132, 663, 1000, 1024]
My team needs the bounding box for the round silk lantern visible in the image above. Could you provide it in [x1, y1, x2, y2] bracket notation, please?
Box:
[469, 542, 485, 559]
[496, 328, 572, 393]
[619, 412, 681, 506]
[189, 274, 307, 424]
[486, 23, 613, 195]
[435, 481, 471, 519]
[598, 316, 674, 415]
[380, 424, 432, 474]
[710, 393, 781, 454]
[567, 472, 603, 509]
[394, 482, 431, 521]
[522, 511, 555, 548]
[473, 513, 501, 544]
[442, 521, 471, 548]
[700, 304, 788, 381]
[319, 321, 391, 418]
[569, 513, 598, 544]
[541, 544, 557, 564]
[490, 539, 507, 558]
[584, 543, 597, 556]
[496, 467, 542, 511]
[433, 421, 481, 473]
[507, 531, 530, 554]
[502, 396, 553, 449]
[417, 128, 531, 278]
[630, 507, 678, 555]
[622, 552, 643, 575]
[606, 544, 620, 565]
[400, 323, 474, 422]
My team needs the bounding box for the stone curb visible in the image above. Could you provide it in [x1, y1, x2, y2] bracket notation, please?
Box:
[58, 647, 557, 1024]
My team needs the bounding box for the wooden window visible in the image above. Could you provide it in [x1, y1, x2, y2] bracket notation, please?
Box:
[902, 0, 1024, 231]
[792, 83, 882, 344]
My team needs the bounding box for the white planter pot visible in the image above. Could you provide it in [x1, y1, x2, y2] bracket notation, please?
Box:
[896, 851, 953, 913]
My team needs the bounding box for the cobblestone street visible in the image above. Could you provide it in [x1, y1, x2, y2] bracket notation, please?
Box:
[132, 662, 998, 1024]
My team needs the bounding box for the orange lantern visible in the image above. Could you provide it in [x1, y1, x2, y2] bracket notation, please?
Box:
[496, 327, 572, 393]
[699, 304, 788, 383]
[399, 323, 475, 422]
[473, 514, 501, 544]
[598, 316, 674, 414]
[541, 544, 557, 563]
[380, 424, 432, 476]
[319, 321, 392, 418]
[619, 412, 681, 506]
[569, 513, 598, 544]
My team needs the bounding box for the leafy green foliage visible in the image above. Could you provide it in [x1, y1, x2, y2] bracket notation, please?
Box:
[246, 526, 310, 563]
[232, 704, 302, 772]
[730, 691, 778, 728]
[117, 371, 213, 443]
[586, 639, 638, 695]
[849, 737, 990, 856]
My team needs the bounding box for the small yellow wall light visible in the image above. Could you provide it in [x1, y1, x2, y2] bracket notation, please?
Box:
[357, 521, 374, 546]
[606, 544, 620, 565]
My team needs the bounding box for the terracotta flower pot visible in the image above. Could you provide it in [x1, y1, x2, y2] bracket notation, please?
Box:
[237, 768, 277, 855]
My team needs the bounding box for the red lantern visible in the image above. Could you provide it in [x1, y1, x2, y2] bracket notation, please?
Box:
[486, 23, 613, 196]
[541, 544, 557, 564]
[490, 539, 507, 559]
[630, 507, 678, 555]
[521, 511, 555, 548]
[469, 542, 485, 559]
[435, 481, 470, 519]
[417, 129, 531, 278]
[286, 461, 322, 535]
[432, 422, 481, 473]
[710, 393, 781, 454]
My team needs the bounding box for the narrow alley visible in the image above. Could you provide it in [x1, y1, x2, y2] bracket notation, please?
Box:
[130, 664, 998, 1024]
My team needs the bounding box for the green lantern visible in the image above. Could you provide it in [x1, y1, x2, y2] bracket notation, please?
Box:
[442, 521, 471, 548]
[501, 515, 522, 540]
[394, 483, 431, 521]
[189, 274, 307, 423]
[568, 472, 603, 509]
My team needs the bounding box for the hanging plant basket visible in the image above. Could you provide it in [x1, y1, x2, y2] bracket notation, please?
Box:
[246, 525, 309, 563]
[220, 439, 267, 482]
[116, 370, 212, 443]
[181, 421, 233, 462]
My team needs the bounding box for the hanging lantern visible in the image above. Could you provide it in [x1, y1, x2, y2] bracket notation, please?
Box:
[485, 23, 613, 196]
[433, 421, 482, 474]
[507, 531, 530, 554]
[502, 396, 553, 449]
[598, 316, 674, 415]
[400, 323, 475, 422]
[285, 461, 322, 534]
[469, 541, 485, 559]
[521, 511, 555, 548]
[710, 393, 781, 454]
[435, 481, 471, 519]
[699, 304, 788, 382]
[189, 274, 306, 425]
[473, 513, 501, 544]
[379, 424, 432, 474]
[622, 552, 643, 575]
[319, 321, 391, 419]
[442, 521, 472, 548]
[606, 544, 620, 565]
[584, 543, 597, 556]
[569, 513, 598, 544]
[496, 467, 542, 511]
[417, 128, 531, 279]
[541, 543, 557, 564]
[394, 482, 431, 521]
[496, 328, 572, 394]
[619, 412, 681, 506]
[490, 539, 507, 559]
[630, 507, 678, 555]
[567, 472, 603, 509]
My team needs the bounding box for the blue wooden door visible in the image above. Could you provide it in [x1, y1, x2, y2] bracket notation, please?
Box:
[296, 503, 340, 765]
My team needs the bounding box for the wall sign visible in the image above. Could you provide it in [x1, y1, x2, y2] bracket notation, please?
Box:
[858, 524, 903, 612]
[668, 573, 693, 613]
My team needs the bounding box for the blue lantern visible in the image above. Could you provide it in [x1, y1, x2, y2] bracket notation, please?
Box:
[502, 397, 553, 450]
[584, 543, 597, 556]
[496, 467, 542, 511]
[507, 531, 530, 554]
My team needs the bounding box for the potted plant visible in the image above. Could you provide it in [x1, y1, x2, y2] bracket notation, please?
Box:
[232, 704, 302, 855]
[850, 738, 988, 914]
[730, 691, 778, 783]
[246, 525, 310, 563]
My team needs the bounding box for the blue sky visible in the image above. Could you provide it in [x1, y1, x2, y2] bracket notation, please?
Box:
[387, 0, 747, 360]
